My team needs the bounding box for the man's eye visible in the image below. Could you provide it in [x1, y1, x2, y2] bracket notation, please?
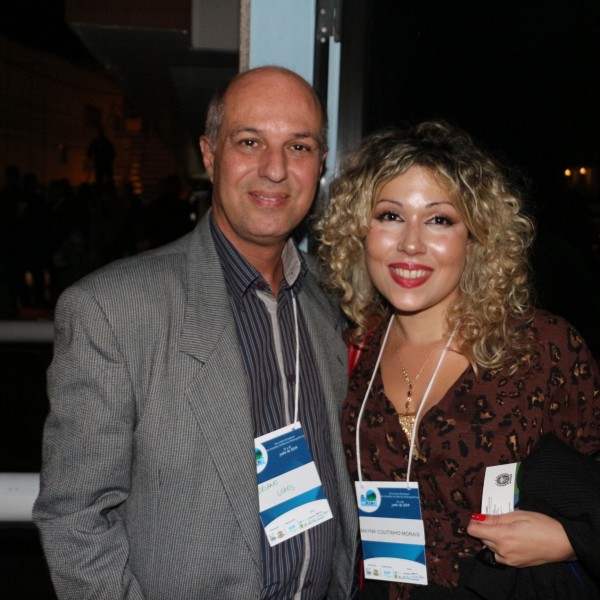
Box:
[291, 143, 311, 152]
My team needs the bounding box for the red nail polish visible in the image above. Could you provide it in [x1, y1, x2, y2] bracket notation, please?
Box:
[471, 513, 487, 522]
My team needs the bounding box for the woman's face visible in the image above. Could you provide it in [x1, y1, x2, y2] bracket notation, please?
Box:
[365, 165, 470, 318]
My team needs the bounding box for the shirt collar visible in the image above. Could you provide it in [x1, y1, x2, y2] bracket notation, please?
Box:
[210, 212, 306, 301]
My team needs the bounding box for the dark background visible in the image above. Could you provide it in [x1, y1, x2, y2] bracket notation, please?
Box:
[4, 0, 599, 190]
[0, 0, 96, 65]
[364, 1, 600, 186]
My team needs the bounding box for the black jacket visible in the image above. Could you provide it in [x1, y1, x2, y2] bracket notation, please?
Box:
[463, 433, 600, 599]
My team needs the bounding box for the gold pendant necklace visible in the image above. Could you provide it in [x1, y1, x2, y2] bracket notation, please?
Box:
[398, 349, 435, 446]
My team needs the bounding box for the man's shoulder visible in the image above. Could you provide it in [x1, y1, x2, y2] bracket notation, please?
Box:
[60, 219, 219, 311]
[302, 251, 329, 297]
[76, 217, 216, 292]
[80, 236, 190, 291]
[302, 250, 322, 276]
[300, 250, 347, 329]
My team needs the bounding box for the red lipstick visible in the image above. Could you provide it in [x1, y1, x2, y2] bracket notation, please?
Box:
[388, 262, 433, 288]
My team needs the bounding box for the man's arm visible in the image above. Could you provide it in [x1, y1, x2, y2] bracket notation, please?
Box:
[33, 284, 145, 599]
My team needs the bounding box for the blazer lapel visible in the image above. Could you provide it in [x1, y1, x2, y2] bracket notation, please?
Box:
[300, 273, 358, 556]
[178, 215, 260, 568]
[298, 274, 348, 412]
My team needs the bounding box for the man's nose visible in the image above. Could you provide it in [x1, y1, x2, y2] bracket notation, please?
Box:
[258, 147, 287, 182]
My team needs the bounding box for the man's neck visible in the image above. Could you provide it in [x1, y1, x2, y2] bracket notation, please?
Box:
[210, 213, 291, 297]
[244, 246, 285, 297]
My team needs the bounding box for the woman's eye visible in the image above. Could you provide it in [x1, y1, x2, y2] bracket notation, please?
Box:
[429, 215, 454, 225]
[375, 211, 401, 222]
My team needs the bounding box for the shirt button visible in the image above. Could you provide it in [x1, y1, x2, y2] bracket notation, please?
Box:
[286, 373, 295, 383]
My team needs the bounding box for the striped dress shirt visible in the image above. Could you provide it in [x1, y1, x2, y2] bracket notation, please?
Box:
[211, 216, 338, 600]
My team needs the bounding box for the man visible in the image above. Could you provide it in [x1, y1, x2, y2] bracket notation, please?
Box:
[86, 126, 116, 187]
[33, 66, 358, 599]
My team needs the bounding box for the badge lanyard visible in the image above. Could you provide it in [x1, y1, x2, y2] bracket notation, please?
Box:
[291, 295, 300, 425]
[255, 293, 334, 546]
[353, 317, 457, 585]
[355, 316, 457, 484]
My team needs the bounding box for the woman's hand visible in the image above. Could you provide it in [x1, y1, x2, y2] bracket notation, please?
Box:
[467, 510, 576, 567]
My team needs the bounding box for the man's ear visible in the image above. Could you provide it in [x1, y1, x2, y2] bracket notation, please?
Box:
[319, 149, 328, 178]
[199, 136, 215, 181]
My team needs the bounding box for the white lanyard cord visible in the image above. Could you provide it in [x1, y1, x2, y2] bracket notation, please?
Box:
[405, 329, 455, 482]
[355, 316, 395, 483]
[292, 295, 300, 426]
[355, 316, 457, 485]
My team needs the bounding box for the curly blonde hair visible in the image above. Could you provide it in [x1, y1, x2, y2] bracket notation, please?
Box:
[316, 120, 536, 374]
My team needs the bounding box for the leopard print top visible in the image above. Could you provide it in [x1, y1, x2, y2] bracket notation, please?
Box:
[342, 310, 600, 599]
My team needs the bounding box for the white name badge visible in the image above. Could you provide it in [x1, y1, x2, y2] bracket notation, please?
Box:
[481, 462, 520, 514]
[256, 423, 333, 547]
[356, 481, 428, 585]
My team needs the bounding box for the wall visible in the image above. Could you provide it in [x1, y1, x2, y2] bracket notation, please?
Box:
[0, 35, 180, 196]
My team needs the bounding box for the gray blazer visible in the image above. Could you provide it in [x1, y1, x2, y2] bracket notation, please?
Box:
[34, 213, 358, 599]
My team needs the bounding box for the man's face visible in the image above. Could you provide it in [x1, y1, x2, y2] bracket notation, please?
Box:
[200, 70, 326, 259]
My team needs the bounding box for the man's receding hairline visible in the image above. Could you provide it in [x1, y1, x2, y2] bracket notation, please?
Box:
[205, 66, 328, 150]
[224, 67, 321, 110]
[222, 69, 326, 147]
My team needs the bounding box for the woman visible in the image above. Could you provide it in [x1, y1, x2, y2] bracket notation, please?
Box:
[317, 121, 600, 599]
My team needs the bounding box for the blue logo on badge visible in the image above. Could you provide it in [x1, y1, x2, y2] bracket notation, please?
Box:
[361, 489, 378, 506]
[358, 488, 381, 512]
[255, 443, 268, 473]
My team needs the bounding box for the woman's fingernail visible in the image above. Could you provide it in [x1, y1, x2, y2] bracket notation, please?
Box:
[471, 513, 487, 521]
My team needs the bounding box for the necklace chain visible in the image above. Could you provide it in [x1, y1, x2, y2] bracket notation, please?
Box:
[400, 349, 435, 415]
[398, 347, 436, 452]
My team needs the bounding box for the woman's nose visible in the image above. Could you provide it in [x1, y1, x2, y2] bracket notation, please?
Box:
[398, 223, 426, 255]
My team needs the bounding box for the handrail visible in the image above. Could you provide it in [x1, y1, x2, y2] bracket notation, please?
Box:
[0, 473, 40, 522]
[0, 321, 54, 343]
[0, 323, 49, 521]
